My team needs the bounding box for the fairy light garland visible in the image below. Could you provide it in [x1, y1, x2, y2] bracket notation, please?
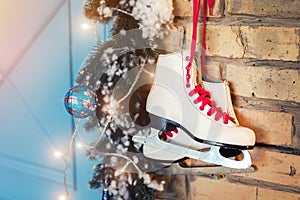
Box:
[58, 0, 175, 198]
[59, 58, 148, 199]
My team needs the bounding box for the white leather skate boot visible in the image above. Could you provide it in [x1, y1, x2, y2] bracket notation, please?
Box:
[146, 50, 255, 148]
[134, 0, 255, 167]
[133, 51, 255, 168]
[133, 51, 256, 168]
[142, 80, 242, 161]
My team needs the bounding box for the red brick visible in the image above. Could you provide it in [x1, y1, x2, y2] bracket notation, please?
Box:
[226, 65, 300, 103]
[257, 188, 300, 200]
[173, 0, 225, 17]
[190, 176, 256, 200]
[185, 24, 300, 61]
[228, 0, 300, 19]
[238, 149, 300, 188]
[235, 108, 293, 145]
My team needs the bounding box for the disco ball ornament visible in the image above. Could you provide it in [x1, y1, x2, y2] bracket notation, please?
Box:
[64, 85, 98, 118]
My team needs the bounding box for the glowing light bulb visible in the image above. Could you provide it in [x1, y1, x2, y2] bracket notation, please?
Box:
[77, 142, 83, 148]
[81, 23, 91, 30]
[54, 151, 64, 158]
[59, 195, 67, 200]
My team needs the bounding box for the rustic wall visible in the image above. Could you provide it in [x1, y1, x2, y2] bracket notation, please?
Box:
[164, 0, 300, 199]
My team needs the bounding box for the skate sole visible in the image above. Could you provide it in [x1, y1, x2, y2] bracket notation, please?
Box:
[180, 125, 254, 150]
[151, 114, 254, 150]
[133, 132, 252, 169]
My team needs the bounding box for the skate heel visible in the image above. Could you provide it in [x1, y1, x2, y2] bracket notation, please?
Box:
[146, 83, 183, 126]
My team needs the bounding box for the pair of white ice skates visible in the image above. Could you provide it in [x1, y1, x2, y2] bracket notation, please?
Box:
[133, 50, 255, 169]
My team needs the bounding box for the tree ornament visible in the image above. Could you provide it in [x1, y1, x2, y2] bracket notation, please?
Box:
[64, 85, 98, 118]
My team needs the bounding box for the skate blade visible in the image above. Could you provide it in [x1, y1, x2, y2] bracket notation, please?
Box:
[155, 163, 255, 178]
[133, 132, 252, 169]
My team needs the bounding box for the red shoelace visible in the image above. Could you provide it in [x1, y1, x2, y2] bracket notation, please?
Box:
[185, 0, 233, 125]
[159, 128, 179, 140]
[189, 85, 234, 124]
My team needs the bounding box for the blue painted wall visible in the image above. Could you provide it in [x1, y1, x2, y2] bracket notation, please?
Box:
[0, 1, 110, 199]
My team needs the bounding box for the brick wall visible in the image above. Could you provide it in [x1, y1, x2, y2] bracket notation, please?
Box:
[162, 0, 300, 199]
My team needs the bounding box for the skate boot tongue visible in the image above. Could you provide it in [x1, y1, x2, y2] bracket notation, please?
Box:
[189, 84, 234, 124]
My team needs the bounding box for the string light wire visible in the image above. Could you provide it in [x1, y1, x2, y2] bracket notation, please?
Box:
[70, 61, 149, 183]
[63, 119, 81, 199]
[62, 4, 152, 198]
[75, 119, 143, 174]
[116, 57, 147, 105]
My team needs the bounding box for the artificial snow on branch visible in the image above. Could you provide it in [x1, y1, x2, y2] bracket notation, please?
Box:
[74, 0, 176, 199]
[84, 0, 174, 41]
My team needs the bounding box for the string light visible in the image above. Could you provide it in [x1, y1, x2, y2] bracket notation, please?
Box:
[58, 5, 154, 198]
[81, 23, 92, 30]
[54, 151, 67, 158]
[59, 195, 67, 200]
[116, 58, 147, 105]
[81, 21, 99, 44]
[58, 58, 149, 199]
[76, 142, 84, 148]
[58, 66, 144, 197]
